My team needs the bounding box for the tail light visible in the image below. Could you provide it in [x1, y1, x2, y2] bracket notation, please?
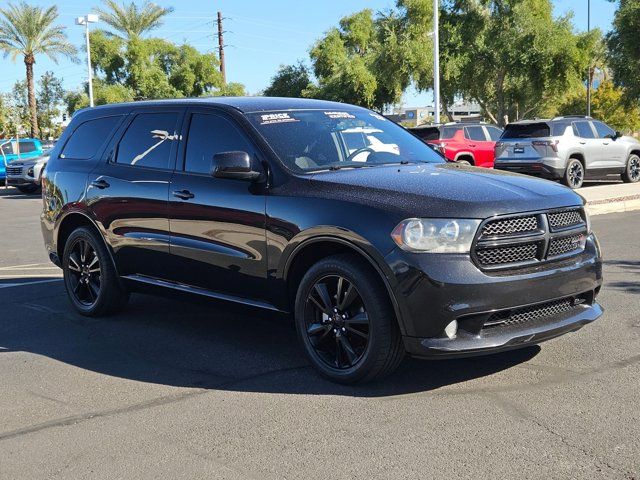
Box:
[532, 140, 559, 152]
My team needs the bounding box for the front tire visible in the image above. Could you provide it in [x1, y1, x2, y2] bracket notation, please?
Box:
[294, 254, 404, 384]
[62, 227, 129, 317]
[17, 184, 39, 194]
[622, 153, 640, 183]
[563, 158, 584, 189]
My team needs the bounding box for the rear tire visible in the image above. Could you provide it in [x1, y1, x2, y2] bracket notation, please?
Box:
[62, 227, 129, 317]
[563, 158, 584, 189]
[622, 153, 640, 183]
[294, 254, 404, 384]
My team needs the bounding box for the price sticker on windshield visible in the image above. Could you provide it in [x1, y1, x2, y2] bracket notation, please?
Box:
[259, 113, 299, 125]
[324, 111, 356, 119]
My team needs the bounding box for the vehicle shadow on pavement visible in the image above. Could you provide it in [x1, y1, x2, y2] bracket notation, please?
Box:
[0, 282, 540, 398]
[0, 187, 40, 199]
[602, 259, 640, 294]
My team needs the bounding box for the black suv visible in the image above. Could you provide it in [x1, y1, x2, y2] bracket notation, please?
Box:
[41, 98, 603, 383]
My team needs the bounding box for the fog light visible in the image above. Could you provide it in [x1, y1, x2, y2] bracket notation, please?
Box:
[444, 320, 458, 339]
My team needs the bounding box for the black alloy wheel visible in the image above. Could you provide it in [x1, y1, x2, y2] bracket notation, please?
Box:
[62, 227, 130, 316]
[623, 154, 640, 183]
[295, 254, 404, 384]
[304, 274, 370, 369]
[564, 159, 584, 189]
[67, 237, 102, 306]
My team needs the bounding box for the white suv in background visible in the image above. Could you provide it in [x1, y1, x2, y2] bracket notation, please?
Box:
[494, 116, 640, 189]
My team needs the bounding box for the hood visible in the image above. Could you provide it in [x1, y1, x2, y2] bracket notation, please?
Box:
[308, 163, 583, 218]
[8, 155, 46, 166]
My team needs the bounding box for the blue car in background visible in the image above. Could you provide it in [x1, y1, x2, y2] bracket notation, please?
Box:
[0, 138, 43, 181]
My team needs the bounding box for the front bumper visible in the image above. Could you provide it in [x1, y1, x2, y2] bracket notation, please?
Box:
[5, 165, 38, 186]
[386, 234, 603, 358]
[404, 299, 602, 358]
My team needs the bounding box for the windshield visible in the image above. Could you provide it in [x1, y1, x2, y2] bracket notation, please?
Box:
[248, 109, 444, 173]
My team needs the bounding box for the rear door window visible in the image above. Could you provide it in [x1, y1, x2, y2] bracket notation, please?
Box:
[62, 116, 123, 159]
[440, 126, 461, 139]
[485, 126, 503, 141]
[115, 112, 180, 170]
[593, 121, 616, 139]
[573, 121, 596, 139]
[464, 126, 486, 141]
[501, 123, 551, 139]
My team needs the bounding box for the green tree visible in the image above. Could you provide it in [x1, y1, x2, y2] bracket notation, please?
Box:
[264, 62, 313, 98]
[37, 71, 65, 138]
[94, 0, 173, 40]
[606, 0, 640, 103]
[308, 9, 409, 110]
[557, 80, 640, 133]
[432, 0, 596, 125]
[0, 2, 77, 138]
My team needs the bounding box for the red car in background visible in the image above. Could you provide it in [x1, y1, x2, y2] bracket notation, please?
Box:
[409, 123, 503, 168]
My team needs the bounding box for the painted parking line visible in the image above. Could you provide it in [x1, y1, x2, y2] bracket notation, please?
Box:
[0, 263, 56, 270]
[0, 278, 62, 289]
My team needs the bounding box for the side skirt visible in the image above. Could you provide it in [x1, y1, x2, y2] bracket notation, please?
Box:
[122, 274, 287, 313]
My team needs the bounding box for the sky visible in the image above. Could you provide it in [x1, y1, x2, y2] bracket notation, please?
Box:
[0, 0, 617, 107]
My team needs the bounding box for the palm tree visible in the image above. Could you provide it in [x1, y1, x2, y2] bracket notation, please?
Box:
[94, 1, 174, 40]
[0, 2, 77, 138]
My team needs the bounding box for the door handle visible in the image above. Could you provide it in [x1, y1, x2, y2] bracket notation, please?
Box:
[579, 141, 586, 145]
[172, 189, 195, 200]
[90, 179, 110, 189]
[602, 142, 609, 145]
[468, 144, 476, 147]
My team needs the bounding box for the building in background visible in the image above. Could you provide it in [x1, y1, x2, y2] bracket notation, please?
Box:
[389, 100, 482, 126]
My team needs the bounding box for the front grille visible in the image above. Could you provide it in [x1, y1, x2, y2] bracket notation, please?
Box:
[476, 242, 539, 266]
[481, 215, 539, 237]
[548, 234, 584, 257]
[473, 208, 587, 270]
[5, 166, 23, 175]
[484, 297, 579, 328]
[548, 209, 583, 229]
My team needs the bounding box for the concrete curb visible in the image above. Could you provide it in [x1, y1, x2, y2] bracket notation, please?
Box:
[585, 194, 640, 216]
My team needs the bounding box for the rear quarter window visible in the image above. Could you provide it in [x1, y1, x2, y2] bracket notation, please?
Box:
[61, 115, 123, 160]
[551, 121, 573, 136]
[410, 127, 439, 141]
[501, 123, 551, 139]
[18, 141, 38, 153]
[440, 126, 461, 139]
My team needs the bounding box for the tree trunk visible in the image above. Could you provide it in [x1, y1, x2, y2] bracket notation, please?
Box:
[24, 54, 39, 139]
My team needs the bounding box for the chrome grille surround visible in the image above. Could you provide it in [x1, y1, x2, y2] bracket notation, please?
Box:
[473, 207, 587, 271]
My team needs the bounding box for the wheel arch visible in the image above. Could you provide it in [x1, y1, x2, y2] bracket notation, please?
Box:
[283, 235, 407, 335]
[56, 211, 118, 274]
[454, 151, 475, 164]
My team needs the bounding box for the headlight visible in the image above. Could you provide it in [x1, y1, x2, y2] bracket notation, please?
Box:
[391, 218, 481, 253]
[583, 209, 591, 234]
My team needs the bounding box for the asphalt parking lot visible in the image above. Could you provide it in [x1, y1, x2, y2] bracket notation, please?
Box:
[0, 186, 638, 480]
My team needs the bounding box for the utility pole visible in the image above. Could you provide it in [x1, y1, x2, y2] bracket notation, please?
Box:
[433, 0, 440, 124]
[75, 14, 99, 107]
[586, 0, 591, 117]
[217, 11, 226, 85]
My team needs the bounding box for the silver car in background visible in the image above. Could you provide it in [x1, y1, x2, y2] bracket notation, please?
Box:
[5, 149, 50, 194]
[494, 116, 640, 189]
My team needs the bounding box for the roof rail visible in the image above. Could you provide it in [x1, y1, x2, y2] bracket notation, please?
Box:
[552, 115, 593, 120]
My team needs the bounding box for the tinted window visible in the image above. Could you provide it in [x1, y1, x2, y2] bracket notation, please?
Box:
[551, 121, 572, 136]
[185, 113, 254, 175]
[342, 132, 367, 152]
[501, 123, 550, 138]
[248, 110, 443, 172]
[409, 127, 439, 141]
[486, 126, 503, 141]
[62, 116, 122, 159]
[1, 142, 12, 155]
[440, 126, 461, 139]
[464, 126, 486, 141]
[116, 113, 179, 169]
[573, 121, 595, 139]
[18, 141, 37, 153]
[593, 121, 615, 139]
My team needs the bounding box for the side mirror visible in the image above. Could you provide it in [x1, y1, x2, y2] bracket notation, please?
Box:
[614, 130, 622, 140]
[211, 151, 261, 181]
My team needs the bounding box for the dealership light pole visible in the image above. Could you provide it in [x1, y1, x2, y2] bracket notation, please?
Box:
[76, 14, 99, 107]
[433, 0, 440, 124]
